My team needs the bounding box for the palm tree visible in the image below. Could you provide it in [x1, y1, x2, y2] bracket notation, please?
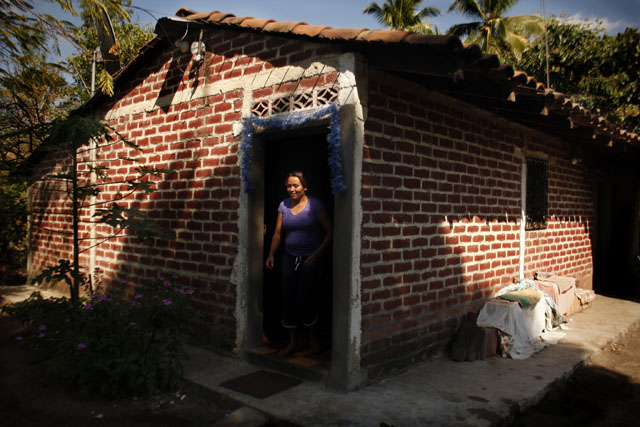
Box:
[363, 0, 441, 33]
[447, 0, 544, 60]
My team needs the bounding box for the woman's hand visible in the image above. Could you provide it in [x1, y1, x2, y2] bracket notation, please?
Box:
[265, 255, 275, 269]
[304, 253, 318, 267]
[265, 213, 283, 270]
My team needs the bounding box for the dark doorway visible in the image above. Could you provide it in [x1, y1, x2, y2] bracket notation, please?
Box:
[595, 176, 640, 298]
[262, 130, 335, 355]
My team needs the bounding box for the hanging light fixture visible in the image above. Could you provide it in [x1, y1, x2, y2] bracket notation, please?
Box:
[191, 28, 206, 63]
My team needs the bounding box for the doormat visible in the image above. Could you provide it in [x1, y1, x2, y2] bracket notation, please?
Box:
[220, 369, 302, 399]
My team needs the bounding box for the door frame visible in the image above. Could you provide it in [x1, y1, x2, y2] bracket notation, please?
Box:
[241, 104, 363, 390]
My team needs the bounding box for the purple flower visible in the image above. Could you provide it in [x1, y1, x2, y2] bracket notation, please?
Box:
[163, 280, 172, 287]
[162, 299, 173, 306]
[185, 289, 194, 295]
[89, 294, 96, 299]
[97, 295, 107, 302]
[39, 324, 47, 331]
[64, 317, 71, 323]
[55, 330, 60, 335]
[15, 336, 23, 341]
[83, 303, 92, 310]
[134, 294, 142, 299]
[77, 343, 87, 350]
[37, 333, 45, 338]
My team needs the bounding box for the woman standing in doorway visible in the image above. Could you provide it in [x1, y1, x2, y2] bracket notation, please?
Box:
[265, 171, 332, 356]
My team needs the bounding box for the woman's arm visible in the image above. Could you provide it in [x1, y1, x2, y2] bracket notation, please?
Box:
[265, 213, 283, 269]
[305, 208, 332, 267]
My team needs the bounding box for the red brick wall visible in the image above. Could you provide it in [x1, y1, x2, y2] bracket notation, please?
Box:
[28, 28, 343, 351]
[27, 27, 595, 366]
[360, 70, 595, 373]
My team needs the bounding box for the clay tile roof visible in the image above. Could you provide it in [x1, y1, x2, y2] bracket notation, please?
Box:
[207, 12, 236, 23]
[511, 70, 529, 85]
[461, 43, 482, 57]
[239, 18, 275, 31]
[185, 11, 215, 20]
[175, 8, 196, 17]
[317, 28, 367, 40]
[221, 16, 252, 25]
[477, 54, 500, 69]
[291, 24, 331, 37]
[263, 21, 306, 33]
[494, 63, 514, 76]
[144, 9, 640, 148]
[357, 30, 409, 43]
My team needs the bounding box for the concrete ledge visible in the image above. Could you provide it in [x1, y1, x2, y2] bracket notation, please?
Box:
[183, 295, 640, 426]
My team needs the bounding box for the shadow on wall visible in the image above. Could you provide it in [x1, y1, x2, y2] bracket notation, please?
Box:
[99, 33, 347, 350]
[361, 207, 597, 378]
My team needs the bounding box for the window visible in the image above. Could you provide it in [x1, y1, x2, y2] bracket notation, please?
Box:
[526, 157, 548, 230]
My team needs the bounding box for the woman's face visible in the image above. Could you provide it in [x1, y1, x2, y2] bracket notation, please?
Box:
[286, 176, 307, 201]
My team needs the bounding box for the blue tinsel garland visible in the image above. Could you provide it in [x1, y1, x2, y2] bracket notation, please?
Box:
[240, 102, 346, 194]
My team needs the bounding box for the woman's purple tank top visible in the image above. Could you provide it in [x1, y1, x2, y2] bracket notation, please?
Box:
[279, 197, 325, 256]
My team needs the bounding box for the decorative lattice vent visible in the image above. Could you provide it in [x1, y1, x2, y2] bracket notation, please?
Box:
[251, 86, 338, 117]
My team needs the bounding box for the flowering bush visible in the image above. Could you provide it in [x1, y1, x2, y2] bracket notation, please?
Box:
[2, 275, 196, 397]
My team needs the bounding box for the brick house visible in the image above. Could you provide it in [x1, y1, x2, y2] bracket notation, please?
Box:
[26, 9, 640, 390]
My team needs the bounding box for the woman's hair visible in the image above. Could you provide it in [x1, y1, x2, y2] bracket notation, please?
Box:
[286, 170, 308, 188]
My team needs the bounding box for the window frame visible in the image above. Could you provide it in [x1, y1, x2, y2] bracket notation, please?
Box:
[525, 157, 548, 230]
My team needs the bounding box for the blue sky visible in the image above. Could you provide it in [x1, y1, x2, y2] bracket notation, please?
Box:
[128, 0, 639, 35]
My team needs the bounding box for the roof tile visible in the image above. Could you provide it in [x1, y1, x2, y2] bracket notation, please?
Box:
[207, 12, 236, 23]
[461, 43, 482, 58]
[291, 24, 331, 37]
[162, 8, 639, 147]
[239, 18, 275, 31]
[358, 30, 409, 43]
[317, 28, 366, 40]
[175, 8, 196, 17]
[187, 11, 216, 20]
[221, 16, 252, 25]
[405, 34, 462, 50]
[263, 21, 306, 33]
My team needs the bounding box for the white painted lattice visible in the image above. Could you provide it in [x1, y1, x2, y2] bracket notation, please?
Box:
[251, 86, 338, 117]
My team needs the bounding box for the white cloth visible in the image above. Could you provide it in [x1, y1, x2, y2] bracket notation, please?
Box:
[477, 297, 549, 359]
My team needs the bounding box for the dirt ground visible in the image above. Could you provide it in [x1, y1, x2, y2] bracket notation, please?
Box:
[0, 314, 240, 427]
[2, 284, 640, 427]
[0, 285, 241, 427]
[510, 297, 640, 426]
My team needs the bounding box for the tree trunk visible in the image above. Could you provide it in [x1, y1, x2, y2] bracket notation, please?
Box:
[71, 144, 80, 307]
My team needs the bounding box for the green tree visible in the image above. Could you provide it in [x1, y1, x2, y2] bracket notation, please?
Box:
[0, 2, 156, 289]
[0, 182, 28, 284]
[515, 20, 639, 133]
[447, 0, 544, 60]
[363, 0, 441, 33]
[0, 53, 74, 175]
[0, 0, 130, 67]
[31, 116, 173, 306]
[0, 50, 75, 284]
[67, 17, 154, 100]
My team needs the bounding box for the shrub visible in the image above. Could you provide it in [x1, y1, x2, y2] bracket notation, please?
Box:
[2, 275, 195, 397]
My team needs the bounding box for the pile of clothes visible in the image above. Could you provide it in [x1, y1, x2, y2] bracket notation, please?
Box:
[477, 279, 572, 359]
[452, 275, 596, 361]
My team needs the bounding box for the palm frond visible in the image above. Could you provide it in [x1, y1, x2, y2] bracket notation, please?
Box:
[447, 21, 482, 38]
[448, 0, 486, 20]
